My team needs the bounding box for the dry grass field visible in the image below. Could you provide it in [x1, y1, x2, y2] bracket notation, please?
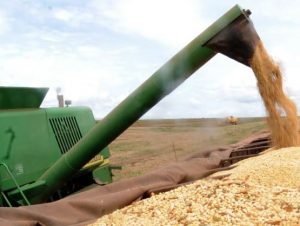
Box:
[109, 117, 267, 181]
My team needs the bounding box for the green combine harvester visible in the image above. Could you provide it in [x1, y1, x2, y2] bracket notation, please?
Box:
[0, 4, 260, 206]
[0, 87, 114, 206]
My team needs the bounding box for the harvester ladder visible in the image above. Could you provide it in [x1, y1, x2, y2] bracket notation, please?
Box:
[0, 162, 30, 206]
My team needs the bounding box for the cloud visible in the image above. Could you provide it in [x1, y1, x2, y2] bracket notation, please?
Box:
[53, 9, 73, 22]
[91, 0, 209, 48]
[0, 11, 10, 34]
[51, 6, 96, 28]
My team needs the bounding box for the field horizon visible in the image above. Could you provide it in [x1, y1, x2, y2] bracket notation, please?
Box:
[109, 117, 269, 181]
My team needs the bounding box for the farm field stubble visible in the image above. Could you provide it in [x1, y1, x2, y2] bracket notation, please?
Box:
[109, 118, 268, 181]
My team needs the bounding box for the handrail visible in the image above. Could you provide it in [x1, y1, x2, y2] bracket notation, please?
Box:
[1, 191, 12, 207]
[0, 162, 30, 206]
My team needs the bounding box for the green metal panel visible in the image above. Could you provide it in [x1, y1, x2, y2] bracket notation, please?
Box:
[0, 87, 48, 109]
[45, 107, 110, 158]
[33, 4, 247, 203]
[0, 106, 110, 197]
[45, 107, 96, 155]
[92, 163, 112, 184]
[0, 109, 59, 191]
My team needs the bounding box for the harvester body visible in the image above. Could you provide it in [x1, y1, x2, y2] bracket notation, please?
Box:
[0, 87, 112, 206]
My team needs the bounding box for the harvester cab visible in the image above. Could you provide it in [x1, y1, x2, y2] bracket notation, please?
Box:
[0, 87, 113, 206]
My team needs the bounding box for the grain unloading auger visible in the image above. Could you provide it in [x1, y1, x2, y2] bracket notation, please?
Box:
[0, 4, 260, 206]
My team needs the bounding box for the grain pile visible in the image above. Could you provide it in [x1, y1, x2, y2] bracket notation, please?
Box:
[213, 147, 300, 188]
[250, 41, 300, 148]
[90, 147, 300, 226]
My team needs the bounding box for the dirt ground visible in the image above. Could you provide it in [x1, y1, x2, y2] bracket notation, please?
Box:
[109, 118, 267, 181]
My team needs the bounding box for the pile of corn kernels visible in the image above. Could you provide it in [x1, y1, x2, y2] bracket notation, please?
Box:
[90, 147, 300, 226]
[214, 147, 300, 188]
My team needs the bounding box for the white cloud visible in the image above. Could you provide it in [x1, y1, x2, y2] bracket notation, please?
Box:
[53, 9, 73, 22]
[0, 11, 10, 34]
[92, 0, 208, 48]
[0, 41, 145, 117]
[52, 7, 95, 27]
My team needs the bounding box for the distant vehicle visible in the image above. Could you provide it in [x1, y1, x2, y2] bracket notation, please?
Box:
[227, 116, 238, 125]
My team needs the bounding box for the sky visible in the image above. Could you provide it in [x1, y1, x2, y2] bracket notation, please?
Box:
[1, 0, 300, 119]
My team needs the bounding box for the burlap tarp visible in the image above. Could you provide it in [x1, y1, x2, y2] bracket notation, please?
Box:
[0, 132, 269, 226]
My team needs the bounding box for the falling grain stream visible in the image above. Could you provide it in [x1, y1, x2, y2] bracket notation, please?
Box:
[250, 41, 300, 148]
